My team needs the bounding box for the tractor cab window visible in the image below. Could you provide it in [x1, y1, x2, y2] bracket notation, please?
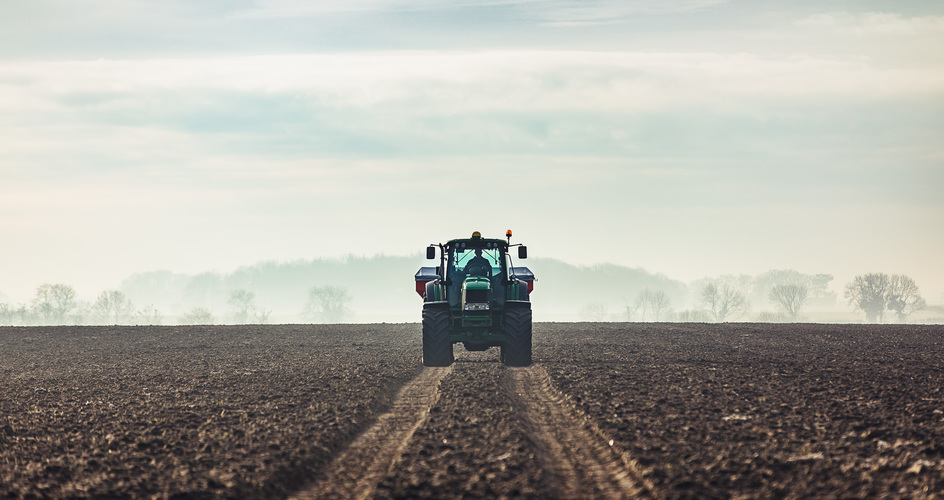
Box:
[450, 247, 502, 279]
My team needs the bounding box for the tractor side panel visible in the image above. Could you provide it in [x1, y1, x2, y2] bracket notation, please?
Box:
[424, 281, 446, 302]
[507, 282, 530, 302]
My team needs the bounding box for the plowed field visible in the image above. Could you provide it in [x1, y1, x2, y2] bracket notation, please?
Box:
[2, 323, 943, 499]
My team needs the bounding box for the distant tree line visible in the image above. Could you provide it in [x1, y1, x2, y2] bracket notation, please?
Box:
[114, 255, 416, 323]
[0, 284, 164, 326]
[680, 271, 924, 323]
[616, 271, 827, 323]
[0, 282, 352, 326]
[578, 268, 927, 324]
[1, 259, 930, 325]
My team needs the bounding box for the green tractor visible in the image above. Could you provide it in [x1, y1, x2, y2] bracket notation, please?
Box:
[415, 230, 535, 367]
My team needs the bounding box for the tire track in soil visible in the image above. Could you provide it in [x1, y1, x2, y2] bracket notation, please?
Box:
[374, 354, 556, 498]
[290, 366, 453, 500]
[505, 365, 659, 500]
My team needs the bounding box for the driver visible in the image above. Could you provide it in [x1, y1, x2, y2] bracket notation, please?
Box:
[465, 248, 491, 277]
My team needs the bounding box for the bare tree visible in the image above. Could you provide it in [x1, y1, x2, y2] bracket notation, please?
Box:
[31, 285, 56, 324]
[228, 289, 256, 324]
[182, 307, 214, 325]
[580, 302, 609, 321]
[0, 303, 12, 325]
[844, 273, 891, 322]
[633, 289, 673, 321]
[752, 270, 836, 309]
[304, 286, 352, 323]
[32, 283, 78, 325]
[132, 304, 163, 325]
[768, 283, 809, 322]
[2, 304, 33, 325]
[624, 302, 637, 321]
[93, 290, 134, 324]
[701, 282, 748, 322]
[632, 291, 650, 321]
[886, 274, 926, 323]
[252, 307, 272, 324]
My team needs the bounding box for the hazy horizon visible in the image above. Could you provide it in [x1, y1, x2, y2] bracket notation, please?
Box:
[4, 253, 919, 325]
[2, 1, 942, 306]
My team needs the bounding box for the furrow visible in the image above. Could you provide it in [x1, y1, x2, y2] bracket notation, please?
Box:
[291, 365, 453, 500]
[505, 364, 659, 500]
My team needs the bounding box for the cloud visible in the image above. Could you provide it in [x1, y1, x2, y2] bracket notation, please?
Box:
[1, 50, 941, 191]
[798, 12, 944, 37]
[791, 11, 944, 66]
[230, 0, 730, 21]
[229, 0, 439, 18]
[528, 0, 729, 26]
[4, 51, 941, 114]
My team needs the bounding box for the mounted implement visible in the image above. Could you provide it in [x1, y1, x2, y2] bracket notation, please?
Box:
[415, 230, 535, 367]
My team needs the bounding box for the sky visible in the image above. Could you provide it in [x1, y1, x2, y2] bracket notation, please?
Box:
[1, 0, 943, 304]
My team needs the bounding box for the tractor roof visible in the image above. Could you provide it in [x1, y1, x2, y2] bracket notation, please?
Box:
[445, 231, 508, 249]
[445, 238, 507, 249]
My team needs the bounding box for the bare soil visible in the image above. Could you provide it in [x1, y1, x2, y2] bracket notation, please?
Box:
[2, 323, 943, 499]
[536, 323, 944, 498]
[0, 325, 422, 499]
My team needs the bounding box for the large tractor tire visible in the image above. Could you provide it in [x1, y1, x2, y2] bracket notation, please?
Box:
[422, 304, 454, 367]
[500, 301, 532, 367]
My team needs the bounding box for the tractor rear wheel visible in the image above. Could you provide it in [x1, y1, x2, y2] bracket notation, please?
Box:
[422, 304, 453, 367]
[500, 302, 532, 367]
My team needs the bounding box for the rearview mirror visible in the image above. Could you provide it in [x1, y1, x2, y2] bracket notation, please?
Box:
[518, 246, 528, 259]
[426, 246, 437, 259]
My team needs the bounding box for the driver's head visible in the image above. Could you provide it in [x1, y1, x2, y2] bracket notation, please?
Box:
[475, 249, 482, 256]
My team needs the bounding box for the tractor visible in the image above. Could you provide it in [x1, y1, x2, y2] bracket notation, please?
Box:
[415, 230, 535, 367]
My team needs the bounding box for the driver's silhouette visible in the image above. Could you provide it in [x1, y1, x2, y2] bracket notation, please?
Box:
[465, 249, 491, 277]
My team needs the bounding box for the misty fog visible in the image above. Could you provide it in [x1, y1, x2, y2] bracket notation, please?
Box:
[2, 256, 940, 326]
